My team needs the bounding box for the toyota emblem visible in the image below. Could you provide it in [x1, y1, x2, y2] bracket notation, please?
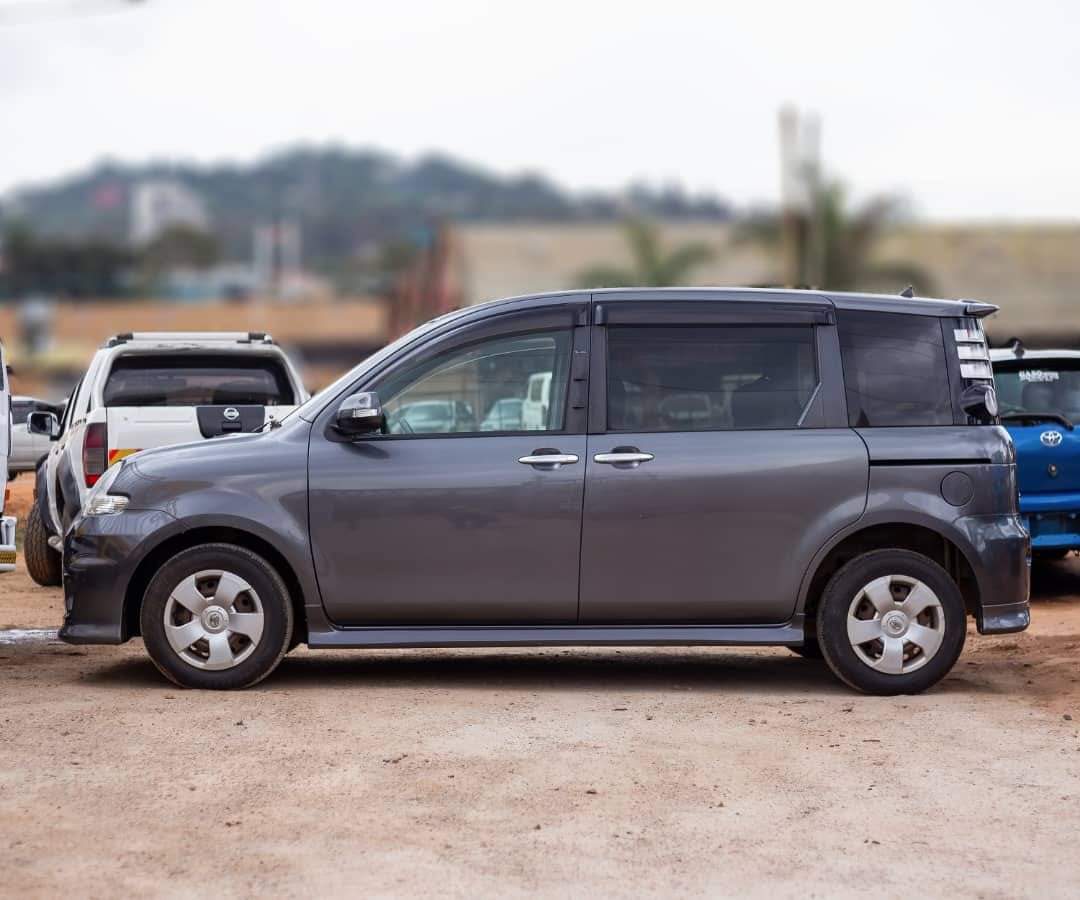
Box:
[223, 407, 240, 422]
[1040, 429, 1063, 447]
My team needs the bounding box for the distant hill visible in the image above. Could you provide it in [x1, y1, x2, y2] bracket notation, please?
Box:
[0, 146, 732, 275]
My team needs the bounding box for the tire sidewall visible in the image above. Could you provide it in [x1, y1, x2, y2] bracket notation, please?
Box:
[140, 543, 293, 690]
[817, 549, 966, 696]
[25, 499, 63, 587]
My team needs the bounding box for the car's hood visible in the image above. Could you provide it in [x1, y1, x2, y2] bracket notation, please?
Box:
[1004, 423, 1080, 494]
[115, 414, 309, 499]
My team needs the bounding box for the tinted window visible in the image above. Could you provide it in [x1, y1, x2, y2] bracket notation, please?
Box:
[838, 312, 952, 427]
[606, 326, 818, 432]
[103, 355, 295, 407]
[377, 331, 572, 435]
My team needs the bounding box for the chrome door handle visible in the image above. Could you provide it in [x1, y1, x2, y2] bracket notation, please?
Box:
[518, 453, 579, 468]
[594, 451, 654, 465]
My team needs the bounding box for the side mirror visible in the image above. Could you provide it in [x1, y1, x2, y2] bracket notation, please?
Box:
[960, 383, 999, 423]
[334, 391, 384, 437]
[27, 410, 61, 439]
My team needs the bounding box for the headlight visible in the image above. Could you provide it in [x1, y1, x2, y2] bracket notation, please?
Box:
[84, 464, 130, 516]
[85, 494, 130, 516]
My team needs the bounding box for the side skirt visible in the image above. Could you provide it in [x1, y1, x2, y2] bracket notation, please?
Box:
[307, 618, 805, 650]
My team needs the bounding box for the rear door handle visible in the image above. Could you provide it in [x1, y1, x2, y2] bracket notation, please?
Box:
[594, 450, 654, 466]
[518, 450, 579, 469]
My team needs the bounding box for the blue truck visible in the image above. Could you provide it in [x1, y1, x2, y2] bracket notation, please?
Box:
[992, 342, 1080, 560]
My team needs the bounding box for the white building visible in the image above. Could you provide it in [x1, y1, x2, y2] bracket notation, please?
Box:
[130, 180, 210, 245]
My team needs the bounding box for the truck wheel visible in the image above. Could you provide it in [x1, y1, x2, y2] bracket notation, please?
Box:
[25, 501, 62, 587]
[140, 543, 293, 690]
[817, 549, 966, 696]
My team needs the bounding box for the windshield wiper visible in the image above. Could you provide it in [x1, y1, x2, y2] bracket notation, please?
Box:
[1000, 412, 1075, 430]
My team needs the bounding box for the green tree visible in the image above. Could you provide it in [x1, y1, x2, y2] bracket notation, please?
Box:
[139, 225, 220, 272]
[577, 218, 713, 288]
[739, 181, 934, 294]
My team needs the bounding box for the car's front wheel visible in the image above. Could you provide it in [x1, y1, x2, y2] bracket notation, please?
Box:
[140, 543, 293, 690]
[817, 549, 966, 696]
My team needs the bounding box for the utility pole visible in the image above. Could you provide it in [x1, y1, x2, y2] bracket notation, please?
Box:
[777, 105, 823, 288]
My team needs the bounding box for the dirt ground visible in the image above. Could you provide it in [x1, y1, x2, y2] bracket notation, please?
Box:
[1, 476, 1078, 897]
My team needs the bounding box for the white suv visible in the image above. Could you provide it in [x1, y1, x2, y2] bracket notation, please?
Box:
[0, 340, 16, 574]
[25, 332, 307, 586]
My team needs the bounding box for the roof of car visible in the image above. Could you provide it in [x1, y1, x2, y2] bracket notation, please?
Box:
[990, 348, 1080, 362]
[464, 287, 996, 319]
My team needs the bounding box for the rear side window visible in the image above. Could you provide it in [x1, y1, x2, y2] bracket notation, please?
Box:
[103, 355, 295, 407]
[606, 326, 818, 432]
[11, 401, 31, 425]
[838, 312, 952, 427]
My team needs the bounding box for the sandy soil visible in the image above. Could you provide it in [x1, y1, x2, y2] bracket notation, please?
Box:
[1, 472, 1078, 897]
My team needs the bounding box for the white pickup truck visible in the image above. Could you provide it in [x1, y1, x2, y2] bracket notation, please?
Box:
[0, 340, 16, 574]
[25, 332, 307, 586]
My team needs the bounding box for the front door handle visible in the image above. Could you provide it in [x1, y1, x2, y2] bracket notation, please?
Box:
[518, 450, 579, 469]
[593, 449, 654, 466]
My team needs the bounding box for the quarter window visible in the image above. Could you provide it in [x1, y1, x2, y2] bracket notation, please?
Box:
[605, 326, 818, 432]
[838, 312, 952, 427]
[376, 331, 572, 435]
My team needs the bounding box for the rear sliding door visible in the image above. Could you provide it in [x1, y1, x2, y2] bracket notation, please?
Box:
[578, 298, 869, 625]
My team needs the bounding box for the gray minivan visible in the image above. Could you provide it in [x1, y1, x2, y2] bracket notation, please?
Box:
[54, 289, 1030, 694]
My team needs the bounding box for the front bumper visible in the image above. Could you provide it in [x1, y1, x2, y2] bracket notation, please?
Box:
[1018, 493, 1080, 550]
[0, 516, 16, 573]
[60, 508, 180, 645]
[953, 513, 1031, 635]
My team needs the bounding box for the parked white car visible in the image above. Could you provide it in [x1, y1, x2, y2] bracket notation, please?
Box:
[25, 332, 307, 586]
[0, 341, 16, 573]
[521, 371, 552, 430]
[9, 396, 61, 474]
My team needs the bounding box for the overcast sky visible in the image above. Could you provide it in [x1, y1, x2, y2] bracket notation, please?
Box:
[2, 0, 1078, 220]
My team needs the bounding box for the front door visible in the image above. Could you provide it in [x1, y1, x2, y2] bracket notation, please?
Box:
[308, 318, 588, 626]
[579, 316, 868, 624]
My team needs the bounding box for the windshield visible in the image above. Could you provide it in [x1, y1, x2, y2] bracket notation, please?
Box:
[994, 359, 1080, 419]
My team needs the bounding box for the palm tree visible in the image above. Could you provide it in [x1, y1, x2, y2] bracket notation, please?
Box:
[577, 218, 713, 288]
[740, 181, 935, 294]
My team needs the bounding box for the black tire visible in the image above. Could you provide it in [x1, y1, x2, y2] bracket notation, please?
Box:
[25, 501, 63, 587]
[140, 543, 293, 690]
[817, 549, 967, 696]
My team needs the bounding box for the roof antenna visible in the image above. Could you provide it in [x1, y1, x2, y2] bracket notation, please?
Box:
[1006, 337, 1025, 357]
[899, 285, 915, 298]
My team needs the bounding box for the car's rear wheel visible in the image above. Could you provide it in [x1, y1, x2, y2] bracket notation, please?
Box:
[817, 549, 966, 695]
[25, 500, 62, 587]
[140, 543, 293, 690]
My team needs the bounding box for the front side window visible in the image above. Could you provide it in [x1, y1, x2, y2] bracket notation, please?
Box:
[838, 311, 952, 427]
[606, 325, 818, 432]
[103, 355, 295, 407]
[376, 331, 572, 435]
